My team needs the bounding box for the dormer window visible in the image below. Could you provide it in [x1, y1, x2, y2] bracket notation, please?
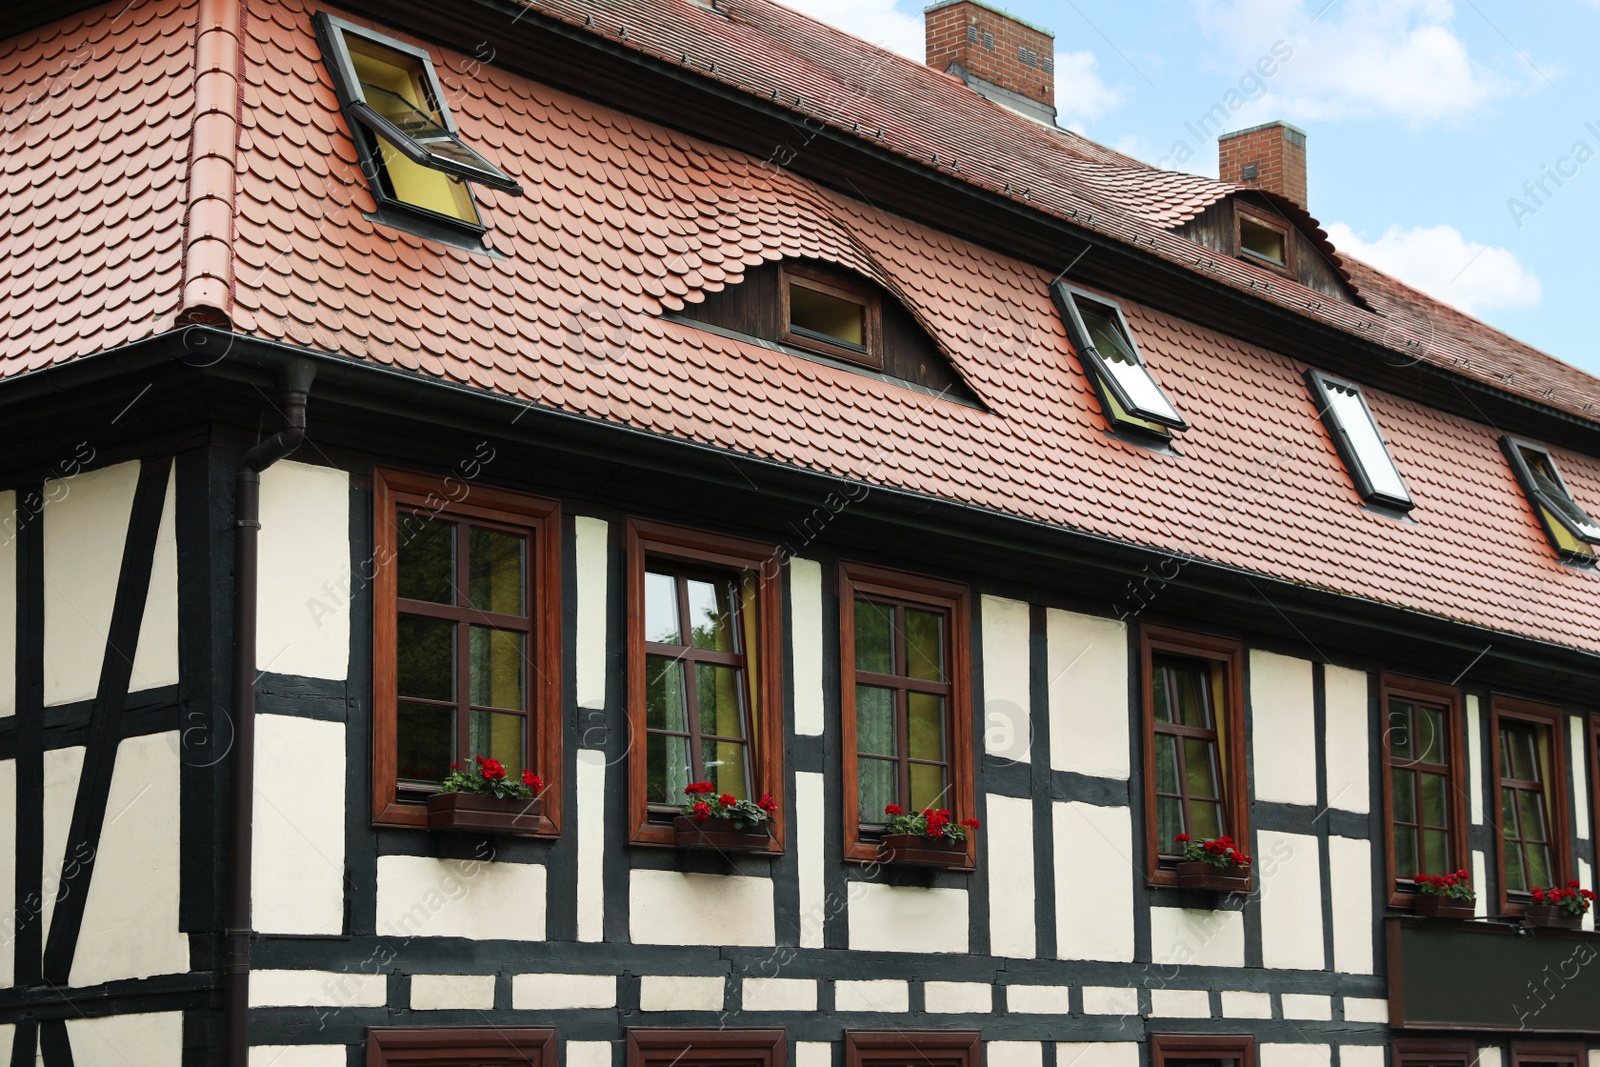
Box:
[316, 14, 523, 239]
[783, 265, 883, 368]
[1053, 282, 1187, 436]
[1237, 206, 1292, 274]
[1305, 371, 1412, 511]
[1502, 438, 1600, 561]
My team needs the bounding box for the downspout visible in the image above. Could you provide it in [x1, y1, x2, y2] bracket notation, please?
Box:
[225, 358, 316, 1066]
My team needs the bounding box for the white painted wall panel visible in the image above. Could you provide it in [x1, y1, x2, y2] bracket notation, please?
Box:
[43, 462, 136, 706]
[1282, 994, 1333, 1020]
[631, 869, 774, 946]
[1149, 907, 1245, 968]
[251, 969, 386, 1007]
[0, 1026, 11, 1065]
[639, 975, 724, 1011]
[253, 716, 345, 936]
[1260, 1045, 1330, 1067]
[1149, 989, 1209, 1017]
[512, 973, 617, 1010]
[576, 749, 605, 942]
[796, 1043, 831, 1067]
[569, 1042, 614, 1067]
[375, 855, 546, 941]
[257, 461, 349, 681]
[986, 793, 1035, 958]
[71, 732, 187, 987]
[1053, 802, 1134, 961]
[1467, 695, 1484, 824]
[795, 771, 826, 949]
[1250, 651, 1317, 805]
[988, 1042, 1043, 1067]
[1259, 830, 1326, 971]
[1080, 987, 1136, 1015]
[1572, 717, 1590, 840]
[1341, 1048, 1384, 1067]
[574, 517, 608, 710]
[1582, 858, 1595, 932]
[249, 1047, 348, 1067]
[791, 558, 824, 737]
[982, 595, 1031, 762]
[1343, 997, 1387, 1023]
[1004, 985, 1069, 1013]
[925, 981, 991, 1013]
[742, 977, 817, 1011]
[1057, 1044, 1139, 1067]
[836, 979, 908, 1012]
[41, 745, 84, 943]
[1473, 850, 1488, 918]
[0, 490, 14, 718]
[1221, 990, 1271, 1018]
[1328, 835, 1374, 975]
[1322, 664, 1369, 813]
[0, 761, 12, 987]
[130, 470, 178, 692]
[410, 974, 495, 1010]
[1046, 609, 1129, 778]
[66, 1010, 183, 1067]
[849, 882, 968, 954]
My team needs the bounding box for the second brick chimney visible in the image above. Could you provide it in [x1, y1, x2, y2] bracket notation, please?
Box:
[1218, 121, 1308, 209]
[926, 0, 1056, 125]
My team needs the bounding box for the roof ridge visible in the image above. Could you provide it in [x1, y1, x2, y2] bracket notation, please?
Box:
[177, 0, 244, 328]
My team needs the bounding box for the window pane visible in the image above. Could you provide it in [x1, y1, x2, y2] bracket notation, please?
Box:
[468, 709, 525, 769]
[1526, 448, 1600, 540]
[646, 655, 688, 732]
[1184, 737, 1222, 801]
[647, 732, 693, 804]
[1517, 790, 1549, 843]
[1389, 703, 1415, 760]
[1392, 767, 1417, 824]
[904, 608, 945, 682]
[1076, 299, 1183, 424]
[1500, 786, 1518, 835]
[856, 686, 896, 756]
[790, 282, 865, 346]
[469, 627, 524, 709]
[1157, 796, 1184, 847]
[1422, 829, 1449, 874]
[468, 527, 524, 615]
[1152, 666, 1173, 724]
[685, 577, 736, 652]
[910, 762, 949, 811]
[1504, 836, 1528, 894]
[1189, 801, 1223, 841]
[397, 515, 454, 603]
[397, 700, 453, 782]
[1503, 724, 1535, 780]
[1417, 705, 1445, 765]
[1172, 664, 1213, 729]
[702, 738, 750, 800]
[858, 757, 895, 819]
[908, 692, 945, 761]
[397, 614, 454, 701]
[1154, 734, 1180, 794]
[696, 663, 746, 738]
[854, 599, 893, 674]
[1419, 772, 1447, 829]
[1394, 824, 1418, 878]
[644, 571, 681, 645]
[1524, 842, 1553, 889]
[1323, 381, 1409, 502]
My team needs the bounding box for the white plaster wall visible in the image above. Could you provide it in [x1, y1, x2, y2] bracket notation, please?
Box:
[249, 1047, 348, 1067]
[848, 882, 968, 954]
[1341, 1048, 1384, 1067]
[982, 595, 1031, 762]
[251, 969, 386, 1007]
[1322, 664, 1369, 813]
[639, 975, 725, 1011]
[1149, 988, 1209, 1017]
[986, 793, 1035, 957]
[836, 979, 908, 1012]
[71, 732, 186, 987]
[257, 461, 349, 681]
[1327, 834, 1373, 975]
[41, 745, 84, 942]
[1572, 716, 1590, 840]
[1080, 987, 1137, 1015]
[576, 749, 605, 942]
[1004, 985, 1069, 1013]
[1473, 850, 1488, 918]
[574, 516, 608, 710]
[375, 855, 545, 940]
[1053, 801, 1134, 961]
[1343, 997, 1387, 1023]
[925, 981, 992, 1013]
[512, 973, 617, 1010]
[43, 462, 136, 706]
[1149, 907, 1244, 968]
[570, 1042, 614, 1067]
[1250, 651, 1317, 806]
[0, 490, 15, 718]
[795, 771, 826, 949]
[66, 1011, 183, 1067]
[1582, 858, 1595, 933]
[253, 715, 346, 936]
[1259, 830, 1326, 971]
[796, 1043, 831, 1067]
[742, 977, 817, 1011]
[632, 869, 774, 946]
[1466, 695, 1484, 824]
[0, 761, 12, 987]
[1046, 609, 1129, 778]
[790, 558, 824, 737]
[1221, 990, 1271, 1018]
[1282, 993, 1333, 1020]
[130, 470, 178, 692]
[1260, 1045, 1330, 1067]
[0, 1025, 10, 1064]
[411, 974, 495, 1010]
[1057, 1044, 1139, 1067]
[988, 1042, 1043, 1067]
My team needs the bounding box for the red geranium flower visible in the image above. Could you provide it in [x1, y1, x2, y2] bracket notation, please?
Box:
[720, 793, 738, 808]
[885, 804, 904, 816]
[692, 801, 712, 820]
[523, 768, 544, 792]
[758, 794, 777, 813]
[479, 757, 506, 781]
[1532, 887, 1547, 902]
[1175, 833, 1190, 843]
[961, 818, 980, 830]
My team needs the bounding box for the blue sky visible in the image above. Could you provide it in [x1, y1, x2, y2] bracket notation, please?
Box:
[781, 0, 1600, 378]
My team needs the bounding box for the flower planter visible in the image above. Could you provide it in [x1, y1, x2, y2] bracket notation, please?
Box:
[672, 815, 772, 852]
[878, 833, 968, 867]
[1175, 860, 1251, 892]
[1523, 903, 1584, 930]
[1414, 895, 1475, 920]
[425, 792, 543, 835]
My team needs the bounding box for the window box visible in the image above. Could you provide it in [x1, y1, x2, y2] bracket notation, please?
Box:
[1412, 894, 1474, 920]
[1523, 903, 1583, 930]
[878, 833, 968, 867]
[425, 791, 544, 836]
[672, 815, 773, 852]
[1174, 859, 1251, 893]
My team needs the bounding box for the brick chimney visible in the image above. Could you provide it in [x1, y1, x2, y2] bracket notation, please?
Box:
[925, 0, 1056, 125]
[1218, 121, 1308, 208]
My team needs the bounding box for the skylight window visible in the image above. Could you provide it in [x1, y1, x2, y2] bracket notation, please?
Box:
[316, 14, 523, 234]
[1053, 283, 1188, 435]
[783, 264, 883, 368]
[1502, 438, 1600, 561]
[1305, 372, 1412, 511]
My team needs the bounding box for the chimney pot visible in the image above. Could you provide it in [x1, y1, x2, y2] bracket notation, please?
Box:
[1218, 120, 1308, 209]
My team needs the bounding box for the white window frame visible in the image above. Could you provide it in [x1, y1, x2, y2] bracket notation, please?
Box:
[1053, 282, 1188, 434]
[1306, 370, 1413, 511]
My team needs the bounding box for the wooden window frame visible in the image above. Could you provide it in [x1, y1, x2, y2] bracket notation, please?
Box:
[839, 562, 974, 867]
[1490, 696, 1571, 914]
[367, 1027, 556, 1066]
[1234, 203, 1295, 278]
[1508, 1044, 1585, 1067]
[1380, 674, 1471, 909]
[781, 263, 884, 369]
[1141, 625, 1249, 889]
[627, 1029, 786, 1067]
[371, 467, 563, 835]
[1391, 1039, 1476, 1067]
[626, 519, 785, 850]
[845, 1031, 980, 1067]
[1150, 1034, 1257, 1067]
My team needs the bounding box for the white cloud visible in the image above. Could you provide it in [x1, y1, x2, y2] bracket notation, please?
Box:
[1054, 50, 1125, 130]
[1192, 0, 1547, 124]
[1326, 221, 1543, 315]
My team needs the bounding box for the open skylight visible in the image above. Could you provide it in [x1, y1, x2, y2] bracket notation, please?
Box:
[1306, 372, 1412, 511]
[1502, 438, 1600, 560]
[1053, 283, 1188, 435]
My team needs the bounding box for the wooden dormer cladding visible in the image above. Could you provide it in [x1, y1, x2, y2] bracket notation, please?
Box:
[1173, 193, 1356, 304]
[687, 261, 978, 402]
